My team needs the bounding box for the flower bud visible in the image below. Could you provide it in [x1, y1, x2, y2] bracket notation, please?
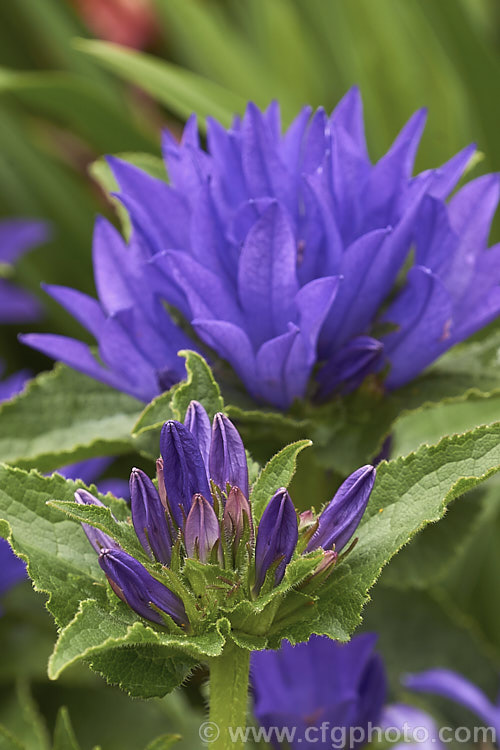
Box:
[184, 493, 221, 563]
[130, 467, 172, 565]
[160, 420, 212, 527]
[74, 489, 120, 553]
[223, 486, 254, 554]
[156, 457, 167, 509]
[209, 413, 249, 497]
[298, 509, 315, 530]
[184, 400, 211, 471]
[306, 465, 376, 553]
[99, 548, 188, 628]
[254, 488, 298, 594]
[302, 550, 338, 592]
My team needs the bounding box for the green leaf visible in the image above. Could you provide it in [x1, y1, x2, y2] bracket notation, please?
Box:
[172, 351, 224, 420]
[46, 500, 146, 562]
[154, 0, 276, 110]
[250, 440, 312, 519]
[0, 364, 142, 472]
[4, 422, 500, 696]
[0, 468, 110, 627]
[49, 599, 225, 696]
[380, 483, 498, 589]
[271, 333, 500, 477]
[133, 351, 224, 446]
[0, 683, 49, 750]
[393, 389, 500, 458]
[38, 680, 202, 750]
[74, 39, 247, 128]
[269, 421, 500, 646]
[52, 708, 81, 750]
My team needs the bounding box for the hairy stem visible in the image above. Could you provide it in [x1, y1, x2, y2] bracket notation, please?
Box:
[207, 639, 251, 750]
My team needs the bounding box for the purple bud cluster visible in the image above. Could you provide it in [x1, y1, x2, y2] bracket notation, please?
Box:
[76, 401, 376, 629]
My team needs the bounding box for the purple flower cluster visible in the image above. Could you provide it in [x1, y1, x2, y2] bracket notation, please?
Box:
[76, 401, 376, 628]
[251, 633, 441, 750]
[25, 90, 500, 407]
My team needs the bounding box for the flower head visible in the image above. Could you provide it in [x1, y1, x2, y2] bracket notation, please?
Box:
[74, 400, 375, 632]
[24, 92, 500, 407]
[251, 634, 387, 748]
[251, 634, 447, 750]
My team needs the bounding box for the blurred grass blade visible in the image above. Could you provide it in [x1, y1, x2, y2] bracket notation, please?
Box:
[0, 69, 155, 153]
[73, 38, 247, 127]
[154, 0, 270, 104]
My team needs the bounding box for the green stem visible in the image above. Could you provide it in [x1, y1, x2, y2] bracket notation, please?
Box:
[208, 639, 250, 750]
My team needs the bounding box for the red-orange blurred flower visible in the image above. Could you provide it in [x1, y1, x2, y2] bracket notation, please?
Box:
[74, 0, 156, 49]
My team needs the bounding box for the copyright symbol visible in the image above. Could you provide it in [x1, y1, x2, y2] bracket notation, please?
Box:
[199, 721, 220, 743]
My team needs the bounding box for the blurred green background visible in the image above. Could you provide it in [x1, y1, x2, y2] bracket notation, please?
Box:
[2, 1, 500, 746]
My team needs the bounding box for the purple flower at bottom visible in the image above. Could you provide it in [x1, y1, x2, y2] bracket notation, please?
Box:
[251, 635, 444, 750]
[23, 92, 500, 408]
[405, 669, 500, 739]
[251, 634, 386, 750]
